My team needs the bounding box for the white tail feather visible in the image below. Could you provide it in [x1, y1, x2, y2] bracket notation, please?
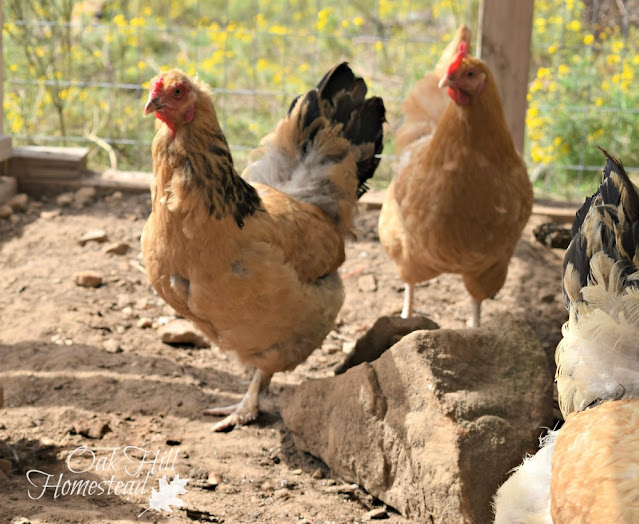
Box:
[556, 254, 639, 416]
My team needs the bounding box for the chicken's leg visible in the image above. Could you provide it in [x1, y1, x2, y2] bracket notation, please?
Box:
[204, 369, 271, 432]
[401, 283, 414, 318]
[470, 300, 481, 328]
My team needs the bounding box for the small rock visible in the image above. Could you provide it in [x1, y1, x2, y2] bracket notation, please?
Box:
[206, 472, 222, 488]
[311, 468, 324, 479]
[325, 483, 358, 494]
[261, 480, 276, 492]
[159, 319, 209, 347]
[357, 274, 377, 292]
[0, 205, 12, 219]
[363, 508, 389, 520]
[342, 341, 356, 354]
[273, 488, 290, 500]
[103, 340, 122, 353]
[103, 242, 130, 256]
[41, 209, 61, 219]
[8, 193, 28, 212]
[137, 317, 153, 329]
[73, 271, 104, 288]
[105, 191, 123, 203]
[75, 420, 112, 439]
[0, 458, 12, 472]
[538, 291, 557, 304]
[322, 342, 341, 354]
[121, 306, 134, 319]
[135, 298, 150, 310]
[74, 186, 97, 207]
[185, 508, 219, 522]
[291, 468, 302, 475]
[56, 192, 74, 207]
[79, 229, 108, 246]
[12, 518, 30, 524]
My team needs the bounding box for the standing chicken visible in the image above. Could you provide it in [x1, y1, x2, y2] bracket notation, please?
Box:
[142, 64, 385, 431]
[379, 41, 533, 325]
[493, 151, 639, 523]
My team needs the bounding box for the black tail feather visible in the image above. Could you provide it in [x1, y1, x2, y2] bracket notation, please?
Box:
[563, 148, 639, 308]
[289, 62, 386, 199]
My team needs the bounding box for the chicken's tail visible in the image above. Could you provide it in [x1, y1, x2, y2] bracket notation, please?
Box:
[556, 148, 639, 418]
[243, 62, 385, 233]
[395, 24, 471, 155]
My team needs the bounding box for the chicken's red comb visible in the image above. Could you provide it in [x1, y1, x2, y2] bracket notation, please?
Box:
[447, 41, 468, 76]
[150, 75, 165, 96]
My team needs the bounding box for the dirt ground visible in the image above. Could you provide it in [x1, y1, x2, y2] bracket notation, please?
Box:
[0, 190, 569, 523]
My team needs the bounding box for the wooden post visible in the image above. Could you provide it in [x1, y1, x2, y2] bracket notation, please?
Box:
[477, 0, 534, 153]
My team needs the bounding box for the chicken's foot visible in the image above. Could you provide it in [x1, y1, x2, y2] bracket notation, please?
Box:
[204, 369, 271, 432]
[401, 283, 414, 318]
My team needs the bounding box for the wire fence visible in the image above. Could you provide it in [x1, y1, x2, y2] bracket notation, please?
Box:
[3, 0, 638, 200]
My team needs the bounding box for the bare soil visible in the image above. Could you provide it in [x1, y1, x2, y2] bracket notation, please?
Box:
[0, 191, 568, 523]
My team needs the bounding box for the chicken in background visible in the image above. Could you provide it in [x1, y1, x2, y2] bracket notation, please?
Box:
[493, 151, 639, 523]
[142, 64, 385, 431]
[394, 24, 472, 156]
[379, 40, 533, 326]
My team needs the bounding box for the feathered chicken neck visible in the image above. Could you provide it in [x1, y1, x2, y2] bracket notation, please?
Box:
[151, 92, 261, 228]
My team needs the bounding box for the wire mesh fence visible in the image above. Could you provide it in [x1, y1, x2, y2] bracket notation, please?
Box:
[2, 0, 638, 200]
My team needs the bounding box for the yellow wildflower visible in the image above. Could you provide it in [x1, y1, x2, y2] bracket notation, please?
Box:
[537, 67, 550, 79]
[566, 20, 581, 31]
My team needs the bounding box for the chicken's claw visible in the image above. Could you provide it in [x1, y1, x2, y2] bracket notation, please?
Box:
[204, 369, 269, 432]
[206, 404, 259, 432]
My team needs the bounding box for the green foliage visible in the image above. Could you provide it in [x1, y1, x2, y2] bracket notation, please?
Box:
[527, 0, 639, 199]
[4, 0, 637, 200]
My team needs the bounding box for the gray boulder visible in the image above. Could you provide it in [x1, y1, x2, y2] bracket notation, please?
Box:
[280, 313, 553, 523]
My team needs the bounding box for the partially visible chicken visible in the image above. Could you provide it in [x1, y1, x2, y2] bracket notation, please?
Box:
[379, 40, 532, 325]
[551, 398, 639, 522]
[493, 150, 639, 523]
[142, 64, 385, 431]
[494, 399, 639, 524]
[394, 24, 472, 155]
[557, 150, 639, 417]
[492, 430, 557, 524]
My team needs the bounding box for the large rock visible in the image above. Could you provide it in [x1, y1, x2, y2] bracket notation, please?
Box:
[280, 313, 553, 523]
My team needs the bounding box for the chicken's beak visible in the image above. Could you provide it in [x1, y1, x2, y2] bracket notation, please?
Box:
[438, 74, 452, 89]
[143, 97, 158, 116]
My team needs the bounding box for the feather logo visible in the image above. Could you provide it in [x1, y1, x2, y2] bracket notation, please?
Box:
[138, 474, 188, 518]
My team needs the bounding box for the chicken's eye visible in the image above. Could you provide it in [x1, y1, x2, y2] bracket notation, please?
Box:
[467, 70, 474, 78]
[173, 87, 184, 97]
